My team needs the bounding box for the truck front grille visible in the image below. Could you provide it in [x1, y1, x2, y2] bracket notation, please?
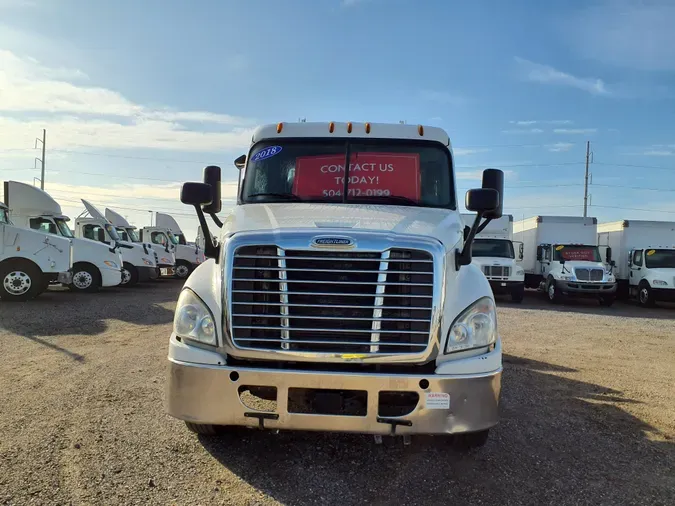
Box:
[575, 268, 604, 281]
[482, 265, 511, 278]
[230, 246, 434, 354]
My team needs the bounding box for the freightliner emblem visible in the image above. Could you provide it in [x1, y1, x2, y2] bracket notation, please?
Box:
[311, 236, 356, 249]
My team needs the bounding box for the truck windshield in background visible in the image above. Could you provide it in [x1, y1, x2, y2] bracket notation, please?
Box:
[54, 218, 73, 238]
[0, 207, 7, 224]
[168, 231, 179, 245]
[553, 245, 601, 262]
[126, 228, 141, 242]
[116, 227, 130, 242]
[472, 239, 514, 259]
[645, 249, 675, 269]
[241, 139, 455, 208]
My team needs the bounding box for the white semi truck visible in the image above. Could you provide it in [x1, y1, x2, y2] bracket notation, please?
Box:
[461, 213, 525, 302]
[155, 212, 202, 279]
[104, 207, 176, 278]
[166, 121, 506, 450]
[597, 220, 675, 307]
[514, 215, 617, 305]
[1, 200, 73, 300]
[74, 200, 157, 286]
[4, 181, 123, 292]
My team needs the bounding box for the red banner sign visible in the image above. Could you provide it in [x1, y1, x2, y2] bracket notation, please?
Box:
[292, 153, 421, 200]
[559, 247, 596, 261]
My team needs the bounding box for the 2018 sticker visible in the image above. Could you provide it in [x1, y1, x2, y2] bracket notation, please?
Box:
[555, 245, 565, 251]
[251, 146, 282, 163]
[647, 249, 656, 256]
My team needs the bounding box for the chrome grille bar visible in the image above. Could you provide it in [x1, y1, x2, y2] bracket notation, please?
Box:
[370, 250, 390, 353]
[278, 248, 290, 351]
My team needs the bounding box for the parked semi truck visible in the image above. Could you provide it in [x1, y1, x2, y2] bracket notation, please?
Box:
[461, 213, 525, 302]
[74, 200, 157, 286]
[104, 207, 175, 278]
[513, 215, 616, 305]
[597, 220, 675, 307]
[166, 121, 506, 450]
[1, 200, 72, 300]
[4, 181, 123, 292]
[155, 212, 202, 279]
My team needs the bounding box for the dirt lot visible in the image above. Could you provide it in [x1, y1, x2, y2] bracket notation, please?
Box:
[0, 282, 673, 506]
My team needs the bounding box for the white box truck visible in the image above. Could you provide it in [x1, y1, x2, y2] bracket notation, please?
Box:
[513, 215, 617, 305]
[597, 220, 675, 307]
[104, 207, 176, 278]
[1, 200, 72, 300]
[74, 200, 158, 286]
[155, 212, 202, 279]
[4, 181, 123, 292]
[461, 213, 525, 302]
[165, 121, 506, 450]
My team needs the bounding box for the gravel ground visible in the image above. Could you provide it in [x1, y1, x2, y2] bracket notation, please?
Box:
[0, 282, 673, 506]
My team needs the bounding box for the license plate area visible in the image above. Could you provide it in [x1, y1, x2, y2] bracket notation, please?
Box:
[288, 388, 367, 416]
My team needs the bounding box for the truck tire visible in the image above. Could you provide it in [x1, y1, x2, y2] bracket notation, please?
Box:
[638, 282, 655, 307]
[69, 263, 101, 293]
[120, 262, 139, 287]
[546, 277, 561, 304]
[0, 260, 42, 301]
[184, 422, 225, 435]
[174, 261, 192, 280]
[599, 295, 615, 307]
[510, 284, 524, 303]
[450, 429, 490, 452]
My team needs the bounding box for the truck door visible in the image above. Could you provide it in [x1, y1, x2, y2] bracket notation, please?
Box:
[629, 249, 643, 286]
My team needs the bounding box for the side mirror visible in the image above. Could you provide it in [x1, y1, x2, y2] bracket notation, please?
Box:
[234, 154, 246, 170]
[481, 168, 504, 219]
[605, 247, 612, 264]
[536, 246, 543, 262]
[465, 188, 499, 213]
[180, 182, 213, 206]
[518, 242, 524, 260]
[202, 165, 222, 214]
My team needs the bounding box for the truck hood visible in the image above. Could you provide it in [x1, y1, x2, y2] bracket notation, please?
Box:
[222, 203, 462, 246]
[471, 256, 516, 266]
[563, 261, 606, 270]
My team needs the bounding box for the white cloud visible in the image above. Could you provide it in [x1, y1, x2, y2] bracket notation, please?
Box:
[553, 128, 597, 135]
[0, 49, 255, 152]
[514, 57, 610, 96]
[548, 142, 575, 152]
[510, 120, 573, 126]
[501, 128, 544, 134]
[643, 150, 674, 156]
[565, 0, 675, 72]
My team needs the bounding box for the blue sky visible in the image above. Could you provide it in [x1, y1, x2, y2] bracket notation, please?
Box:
[1, 0, 675, 239]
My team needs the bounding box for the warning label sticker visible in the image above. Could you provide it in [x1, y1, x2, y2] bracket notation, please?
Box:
[425, 392, 450, 410]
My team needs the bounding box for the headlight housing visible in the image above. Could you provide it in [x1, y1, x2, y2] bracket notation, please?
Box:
[173, 289, 217, 346]
[559, 274, 575, 281]
[446, 297, 497, 354]
[103, 260, 118, 269]
[653, 279, 668, 286]
[142, 257, 154, 266]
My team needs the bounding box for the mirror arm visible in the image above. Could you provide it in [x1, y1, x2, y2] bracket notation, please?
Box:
[455, 212, 485, 270]
[209, 212, 223, 229]
[475, 217, 493, 235]
[195, 205, 219, 261]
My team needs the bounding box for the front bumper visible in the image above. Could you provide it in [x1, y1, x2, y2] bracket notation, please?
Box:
[159, 266, 175, 276]
[558, 280, 617, 295]
[137, 265, 157, 282]
[653, 287, 675, 302]
[488, 280, 523, 294]
[166, 354, 502, 436]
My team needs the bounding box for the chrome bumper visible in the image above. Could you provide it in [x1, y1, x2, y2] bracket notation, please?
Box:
[166, 359, 501, 435]
[558, 281, 617, 295]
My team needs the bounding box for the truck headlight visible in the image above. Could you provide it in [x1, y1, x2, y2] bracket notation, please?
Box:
[559, 275, 575, 281]
[515, 267, 524, 276]
[446, 296, 497, 353]
[173, 289, 217, 346]
[653, 279, 668, 286]
[103, 260, 119, 269]
[142, 258, 154, 266]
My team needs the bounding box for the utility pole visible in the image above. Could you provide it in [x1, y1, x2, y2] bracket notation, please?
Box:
[583, 140, 590, 218]
[34, 129, 46, 190]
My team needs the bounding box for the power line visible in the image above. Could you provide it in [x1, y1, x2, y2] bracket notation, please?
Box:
[591, 183, 675, 193]
[591, 204, 675, 215]
[594, 162, 675, 172]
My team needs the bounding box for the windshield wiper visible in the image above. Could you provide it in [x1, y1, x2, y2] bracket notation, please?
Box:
[247, 192, 303, 201]
[348, 195, 418, 205]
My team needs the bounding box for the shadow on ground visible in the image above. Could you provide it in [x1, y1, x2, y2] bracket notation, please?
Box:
[199, 355, 674, 505]
[0, 279, 181, 341]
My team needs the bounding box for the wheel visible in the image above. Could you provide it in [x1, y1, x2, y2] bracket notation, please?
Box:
[450, 429, 490, 452]
[510, 284, 524, 303]
[0, 261, 42, 301]
[119, 262, 139, 287]
[68, 264, 101, 293]
[599, 295, 615, 307]
[174, 261, 192, 280]
[184, 422, 224, 435]
[638, 282, 655, 307]
[546, 278, 561, 304]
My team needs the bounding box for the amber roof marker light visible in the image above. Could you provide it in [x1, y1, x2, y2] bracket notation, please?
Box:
[347, 122, 353, 134]
[329, 122, 335, 133]
[418, 125, 424, 136]
[365, 122, 371, 134]
[276, 122, 284, 134]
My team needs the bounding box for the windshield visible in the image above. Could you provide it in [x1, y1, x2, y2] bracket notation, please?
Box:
[54, 218, 73, 238]
[472, 239, 514, 259]
[116, 227, 129, 242]
[29, 217, 57, 235]
[104, 223, 120, 242]
[167, 231, 179, 245]
[553, 245, 601, 262]
[0, 207, 8, 224]
[241, 139, 454, 208]
[175, 233, 186, 245]
[645, 249, 675, 269]
[127, 228, 141, 242]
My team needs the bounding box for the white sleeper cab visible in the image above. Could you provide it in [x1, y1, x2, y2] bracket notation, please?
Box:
[155, 212, 202, 279]
[598, 220, 675, 307]
[0, 200, 73, 301]
[514, 215, 617, 305]
[74, 200, 157, 286]
[165, 121, 506, 450]
[461, 213, 525, 302]
[4, 181, 123, 292]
